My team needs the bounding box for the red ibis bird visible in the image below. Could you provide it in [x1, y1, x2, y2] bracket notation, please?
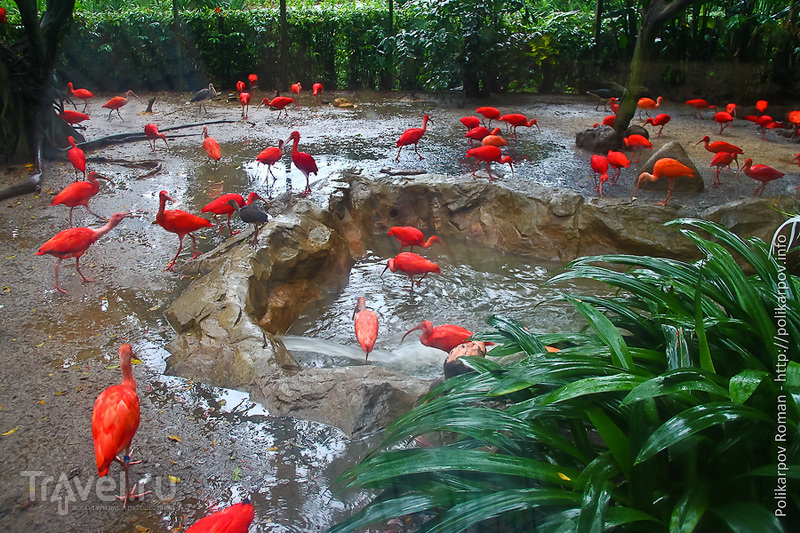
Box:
[600, 114, 615, 127]
[644, 113, 671, 137]
[460, 116, 480, 130]
[312, 82, 323, 104]
[465, 126, 495, 145]
[67, 82, 94, 112]
[443, 341, 488, 378]
[748, 114, 776, 140]
[686, 99, 715, 119]
[714, 111, 733, 135]
[476, 106, 501, 127]
[498, 113, 540, 136]
[466, 144, 509, 181]
[631, 158, 694, 206]
[59, 109, 90, 127]
[156, 190, 213, 271]
[395, 114, 433, 162]
[190, 83, 217, 114]
[185, 500, 255, 533]
[202, 126, 221, 164]
[353, 297, 379, 360]
[756, 100, 768, 115]
[238, 91, 250, 119]
[695, 136, 744, 161]
[227, 198, 269, 246]
[402, 320, 474, 353]
[787, 111, 800, 138]
[481, 130, 508, 147]
[36, 212, 127, 293]
[741, 158, 784, 197]
[51, 171, 113, 226]
[726, 103, 738, 117]
[388, 226, 442, 252]
[257, 95, 294, 118]
[637, 96, 663, 119]
[92, 344, 150, 509]
[590, 154, 609, 196]
[291, 82, 302, 95]
[623, 134, 652, 163]
[606, 150, 630, 185]
[248, 74, 258, 88]
[236, 80, 246, 93]
[67, 135, 86, 178]
[709, 152, 737, 186]
[101, 90, 139, 121]
[144, 123, 169, 152]
[202, 192, 263, 237]
[382, 251, 440, 291]
[287, 130, 318, 195]
[256, 140, 285, 182]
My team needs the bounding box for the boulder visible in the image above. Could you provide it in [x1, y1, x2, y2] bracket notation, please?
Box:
[575, 125, 620, 153]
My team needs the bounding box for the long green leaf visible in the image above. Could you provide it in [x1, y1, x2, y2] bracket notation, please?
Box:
[669, 482, 709, 533]
[710, 502, 785, 533]
[326, 493, 435, 533]
[621, 368, 729, 406]
[564, 294, 635, 370]
[586, 408, 632, 479]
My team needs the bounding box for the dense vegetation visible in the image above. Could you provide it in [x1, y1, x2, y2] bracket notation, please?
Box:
[331, 218, 800, 532]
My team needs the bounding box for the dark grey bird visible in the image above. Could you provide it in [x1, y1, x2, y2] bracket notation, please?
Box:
[227, 197, 268, 246]
[190, 83, 217, 114]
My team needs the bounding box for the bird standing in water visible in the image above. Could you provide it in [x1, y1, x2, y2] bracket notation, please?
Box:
[258, 95, 294, 118]
[239, 91, 251, 119]
[498, 113, 540, 136]
[202, 126, 221, 164]
[466, 145, 508, 180]
[287, 130, 318, 195]
[186, 500, 255, 533]
[51, 171, 114, 226]
[102, 90, 140, 121]
[256, 140, 285, 182]
[402, 320, 475, 353]
[631, 158, 694, 206]
[741, 158, 785, 197]
[382, 252, 440, 291]
[312, 82, 324, 104]
[144, 123, 169, 152]
[92, 344, 150, 508]
[395, 114, 433, 162]
[476, 106, 501, 127]
[156, 190, 213, 271]
[353, 297, 379, 360]
[388, 226, 442, 252]
[36, 212, 128, 293]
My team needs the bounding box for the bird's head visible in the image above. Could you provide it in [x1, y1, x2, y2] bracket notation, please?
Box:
[87, 171, 114, 185]
[159, 190, 175, 204]
[353, 297, 367, 319]
[125, 90, 141, 101]
[287, 131, 300, 143]
[402, 320, 433, 342]
[227, 199, 241, 212]
[695, 135, 711, 146]
[381, 258, 395, 277]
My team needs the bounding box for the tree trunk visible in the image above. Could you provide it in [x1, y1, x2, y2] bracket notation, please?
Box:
[279, 0, 288, 91]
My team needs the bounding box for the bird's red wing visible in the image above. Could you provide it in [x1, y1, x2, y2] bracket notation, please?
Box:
[37, 228, 95, 256]
[52, 182, 95, 206]
[203, 138, 221, 159]
[186, 502, 255, 533]
[355, 311, 379, 353]
[102, 97, 124, 109]
[256, 147, 281, 165]
[428, 327, 473, 353]
[293, 152, 318, 174]
[396, 128, 423, 147]
[92, 385, 140, 476]
[160, 210, 213, 233]
[202, 194, 243, 214]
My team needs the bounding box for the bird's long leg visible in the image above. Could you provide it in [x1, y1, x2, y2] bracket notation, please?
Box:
[414, 143, 424, 160]
[54, 258, 67, 294]
[82, 101, 88, 113]
[395, 146, 403, 162]
[115, 450, 151, 509]
[164, 236, 185, 271]
[84, 205, 108, 221]
[189, 233, 201, 259]
[226, 213, 240, 237]
[656, 181, 674, 206]
[68, 207, 75, 227]
[471, 160, 480, 176]
[75, 256, 97, 284]
[107, 109, 113, 121]
[486, 162, 496, 181]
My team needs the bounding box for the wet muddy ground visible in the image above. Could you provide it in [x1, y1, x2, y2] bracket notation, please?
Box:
[1, 89, 799, 532]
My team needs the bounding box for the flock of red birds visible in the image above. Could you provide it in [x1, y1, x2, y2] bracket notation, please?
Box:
[586, 93, 798, 204]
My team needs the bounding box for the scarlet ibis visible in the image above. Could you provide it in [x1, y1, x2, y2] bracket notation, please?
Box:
[51, 171, 114, 226]
[741, 158, 784, 197]
[382, 251, 440, 291]
[402, 320, 474, 353]
[444, 341, 487, 378]
[601, 114, 615, 127]
[36, 212, 127, 293]
[144, 123, 169, 152]
[291, 82, 302, 95]
[466, 144, 507, 180]
[726, 103, 738, 117]
[353, 297, 379, 360]
[236, 80, 246, 93]
[395, 114, 433, 162]
[465, 126, 495, 145]
[498, 113, 540, 135]
[481, 130, 508, 147]
[631, 158, 694, 206]
[256, 140, 285, 182]
[202, 192, 263, 236]
[749, 114, 775, 140]
[238, 91, 250, 119]
[312, 82, 323, 104]
[606, 150, 630, 185]
[185, 500, 255, 533]
[788, 111, 800, 138]
[59, 109, 90, 127]
[644, 113, 671, 137]
[190, 83, 217, 114]
[695, 136, 744, 163]
[460, 116, 480, 130]
[709, 152, 737, 186]
[67, 135, 86, 178]
[714, 111, 734, 135]
[686, 99, 715, 119]
[623, 134, 652, 163]
[202, 126, 221, 164]
[257, 95, 294, 118]
[637, 96, 663, 119]
[92, 344, 149, 509]
[101, 90, 139, 121]
[388, 226, 442, 252]
[156, 190, 213, 271]
[476, 106, 501, 127]
[227, 198, 268, 246]
[756, 100, 768, 115]
[287, 130, 318, 195]
[67, 82, 94, 112]
[248, 74, 258, 88]
[590, 154, 609, 196]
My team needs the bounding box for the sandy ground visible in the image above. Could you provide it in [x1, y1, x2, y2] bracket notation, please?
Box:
[1, 89, 799, 532]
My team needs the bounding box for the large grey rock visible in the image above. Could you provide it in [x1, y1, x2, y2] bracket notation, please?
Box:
[575, 125, 620, 153]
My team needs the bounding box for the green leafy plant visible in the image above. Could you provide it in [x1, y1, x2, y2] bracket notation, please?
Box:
[330, 218, 799, 532]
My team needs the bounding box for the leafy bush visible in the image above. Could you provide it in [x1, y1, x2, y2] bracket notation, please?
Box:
[330, 218, 799, 532]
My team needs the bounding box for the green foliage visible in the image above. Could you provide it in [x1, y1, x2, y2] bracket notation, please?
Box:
[331, 218, 800, 532]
